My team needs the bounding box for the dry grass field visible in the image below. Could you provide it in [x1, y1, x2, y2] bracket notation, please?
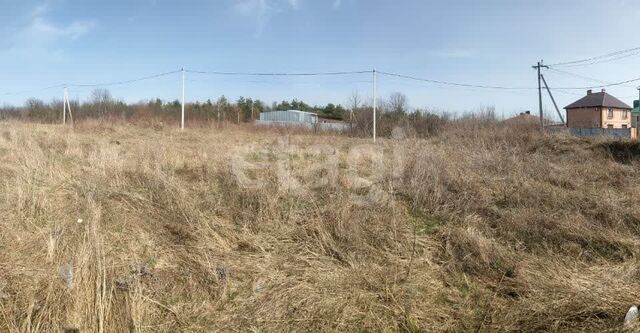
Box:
[1, 120, 640, 332]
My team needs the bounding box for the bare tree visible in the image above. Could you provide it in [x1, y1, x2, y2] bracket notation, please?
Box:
[347, 91, 364, 132]
[348, 91, 363, 111]
[24, 98, 45, 119]
[388, 92, 408, 115]
[91, 88, 113, 105]
[25, 98, 44, 111]
[90, 88, 114, 118]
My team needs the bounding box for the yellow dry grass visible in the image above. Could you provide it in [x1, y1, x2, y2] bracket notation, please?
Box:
[0, 120, 639, 332]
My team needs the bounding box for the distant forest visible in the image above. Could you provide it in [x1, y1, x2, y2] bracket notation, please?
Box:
[0, 89, 501, 138]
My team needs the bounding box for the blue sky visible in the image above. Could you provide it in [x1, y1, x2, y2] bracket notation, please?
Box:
[2, 0, 640, 118]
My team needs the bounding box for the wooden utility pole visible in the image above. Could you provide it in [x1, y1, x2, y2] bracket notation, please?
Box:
[532, 60, 549, 130]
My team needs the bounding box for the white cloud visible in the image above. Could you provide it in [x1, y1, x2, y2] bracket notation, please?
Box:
[232, 0, 343, 36]
[1, 3, 96, 60]
[232, 0, 277, 36]
[22, 17, 96, 43]
[23, 2, 95, 43]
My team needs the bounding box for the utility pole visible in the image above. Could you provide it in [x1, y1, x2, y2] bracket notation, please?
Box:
[350, 108, 354, 134]
[532, 60, 549, 130]
[373, 68, 377, 143]
[63, 86, 73, 126]
[62, 86, 67, 125]
[181, 67, 185, 130]
[540, 74, 565, 125]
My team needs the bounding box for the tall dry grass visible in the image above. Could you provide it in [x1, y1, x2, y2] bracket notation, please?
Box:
[0, 120, 639, 332]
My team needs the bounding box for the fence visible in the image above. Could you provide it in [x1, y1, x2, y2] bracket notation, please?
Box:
[548, 127, 632, 139]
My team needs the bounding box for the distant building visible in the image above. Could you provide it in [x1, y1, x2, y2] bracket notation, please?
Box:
[257, 110, 349, 131]
[503, 110, 560, 127]
[259, 110, 318, 124]
[564, 89, 632, 129]
[632, 100, 640, 129]
[502, 110, 549, 126]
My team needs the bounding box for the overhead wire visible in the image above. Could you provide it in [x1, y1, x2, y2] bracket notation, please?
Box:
[187, 79, 373, 85]
[551, 75, 640, 90]
[1, 64, 637, 101]
[548, 68, 615, 85]
[0, 84, 65, 96]
[66, 70, 181, 88]
[560, 51, 640, 68]
[0, 70, 181, 96]
[185, 69, 372, 76]
[547, 45, 640, 67]
[377, 71, 536, 90]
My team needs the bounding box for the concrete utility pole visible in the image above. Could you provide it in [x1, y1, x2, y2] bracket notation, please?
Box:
[373, 68, 377, 143]
[540, 74, 565, 125]
[62, 86, 67, 125]
[181, 67, 185, 130]
[532, 60, 549, 130]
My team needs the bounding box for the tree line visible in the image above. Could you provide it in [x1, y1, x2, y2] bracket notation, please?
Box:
[0, 89, 501, 137]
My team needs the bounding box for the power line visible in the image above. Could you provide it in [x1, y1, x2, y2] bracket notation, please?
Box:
[0, 84, 65, 96]
[550, 89, 583, 97]
[187, 79, 373, 85]
[185, 69, 372, 76]
[0, 70, 180, 97]
[551, 75, 640, 90]
[5, 66, 637, 101]
[377, 71, 536, 90]
[563, 51, 640, 68]
[548, 46, 640, 67]
[66, 70, 181, 88]
[547, 67, 637, 89]
[548, 68, 611, 85]
[378, 74, 532, 97]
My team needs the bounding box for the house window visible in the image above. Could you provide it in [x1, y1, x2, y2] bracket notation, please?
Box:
[607, 109, 614, 118]
[622, 124, 628, 128]
[623, 110, 629, 119]
[607, 124, 614, 129]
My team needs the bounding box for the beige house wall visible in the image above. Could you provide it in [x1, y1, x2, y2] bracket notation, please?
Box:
[601, 107, 631, 129]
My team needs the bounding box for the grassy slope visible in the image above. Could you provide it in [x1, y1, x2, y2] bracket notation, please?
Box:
[0, 121, 639, 332]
